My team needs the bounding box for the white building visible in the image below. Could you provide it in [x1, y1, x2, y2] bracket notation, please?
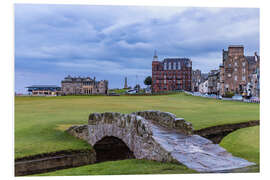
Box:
[199, 80, 208, 94]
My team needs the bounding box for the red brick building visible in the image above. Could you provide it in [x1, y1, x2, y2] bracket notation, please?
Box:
[152, 52, 192, 93]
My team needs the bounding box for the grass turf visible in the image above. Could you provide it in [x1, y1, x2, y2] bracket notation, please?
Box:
[36, 159, 196, 176]
[220, 126, 260, 172]
[15, 93, 259, 158]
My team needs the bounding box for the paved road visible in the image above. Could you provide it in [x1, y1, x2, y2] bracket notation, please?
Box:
[150, 121, 255, 172]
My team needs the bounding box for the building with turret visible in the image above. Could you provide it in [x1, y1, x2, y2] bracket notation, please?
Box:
[61, 75, 108, 95]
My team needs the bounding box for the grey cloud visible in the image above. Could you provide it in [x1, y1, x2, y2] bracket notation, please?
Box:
[15, 5, 260, 92]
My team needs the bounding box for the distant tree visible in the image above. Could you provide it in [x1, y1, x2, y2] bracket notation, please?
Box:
[144, 76, 152, 87]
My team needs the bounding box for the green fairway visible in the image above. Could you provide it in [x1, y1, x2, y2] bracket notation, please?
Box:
[37, 159, 196, 176]
[108, 88, 127, 94]
[15, 93, 259, 158]
[220, 126, 260, 171]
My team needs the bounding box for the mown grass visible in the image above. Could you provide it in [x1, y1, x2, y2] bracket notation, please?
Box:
[15, 93, 259, 158]
[109, 88, 127, 94]
[220, 126, 260, 172]
[37, 159, 196, 176]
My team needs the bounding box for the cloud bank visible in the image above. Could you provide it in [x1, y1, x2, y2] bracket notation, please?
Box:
[15, 4, 260, 93]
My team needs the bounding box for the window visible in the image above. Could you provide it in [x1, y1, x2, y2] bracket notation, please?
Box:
[242, 76, 246, 81]
[168, 62, 171, 70]
[178, 62, 181, 69]
[234, 68, 237, 72]
[242, 68, 245, 73]
[234, 62, 238, 66]
[187, 62, 191, 68]
[228, 73, 231, 78]
[242, 62, 246, 66]
[173, 62, 176, 70]
[235, 76, 237, 81]
[164, 63, 167, 70]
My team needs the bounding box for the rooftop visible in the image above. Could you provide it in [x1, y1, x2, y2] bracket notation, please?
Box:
[228, 45, 244, 48]
[26, 85, 60, 88]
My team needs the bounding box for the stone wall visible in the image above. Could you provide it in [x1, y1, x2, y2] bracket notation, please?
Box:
[133, 110, 193, 135]
[194, 120, 259, 143]
[15, 149, 96, 176]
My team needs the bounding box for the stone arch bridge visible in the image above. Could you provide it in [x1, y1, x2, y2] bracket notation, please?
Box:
[67, 111, 255, 172]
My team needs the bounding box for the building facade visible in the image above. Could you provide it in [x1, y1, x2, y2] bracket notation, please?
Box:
[152, 52, 192, 93]
[250, 55, 260, 97]
[61, 75, 108, 95]
[207, 70, 220, 94]
[192, 69, 202, 92]
[26, 85, 61, 96]
[219, 45, 260, 96]
[199, 80, 208, 94]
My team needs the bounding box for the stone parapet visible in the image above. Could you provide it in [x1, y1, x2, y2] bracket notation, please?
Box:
[133, 110, 193, 135]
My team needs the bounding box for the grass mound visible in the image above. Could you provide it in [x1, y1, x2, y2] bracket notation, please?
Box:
[37, 159, 196, 176]
[220, 126, 259, 164]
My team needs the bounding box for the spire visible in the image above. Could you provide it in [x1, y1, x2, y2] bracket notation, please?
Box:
[153, 50, 158, 61]
[124, 77, 128, 89]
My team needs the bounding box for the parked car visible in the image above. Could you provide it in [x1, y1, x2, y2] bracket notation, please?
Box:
[209, 94, 217, 98]
[203, 93, 209, 97]
[126, 89, 137, 94]
[250, 97, 260, 103]
[217, 95, 222, 100]
[193, 92, 201, 96]
[232, 94, 243, 101]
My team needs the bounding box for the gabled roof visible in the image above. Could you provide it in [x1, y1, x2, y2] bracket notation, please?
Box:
[228, 45, 244, 48]
[163, 58, 191, 62]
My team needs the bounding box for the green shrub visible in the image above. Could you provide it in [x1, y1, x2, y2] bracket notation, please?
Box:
[224, 91, 234, 98]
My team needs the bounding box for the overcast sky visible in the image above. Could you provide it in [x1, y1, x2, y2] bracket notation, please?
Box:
[15, 4, 260, 93]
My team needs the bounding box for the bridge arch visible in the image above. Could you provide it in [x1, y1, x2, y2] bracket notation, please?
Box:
[93, 136, 135, 162]
[67, 112, 174, 162]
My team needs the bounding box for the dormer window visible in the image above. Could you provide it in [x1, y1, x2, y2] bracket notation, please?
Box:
[178, 62, 181, 69]
[168, 62, 171, 70]
[173, 62, 176, 70]
[164, 63, 167, 70]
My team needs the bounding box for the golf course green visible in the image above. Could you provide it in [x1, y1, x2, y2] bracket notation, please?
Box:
[15, 93, 259, 174]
